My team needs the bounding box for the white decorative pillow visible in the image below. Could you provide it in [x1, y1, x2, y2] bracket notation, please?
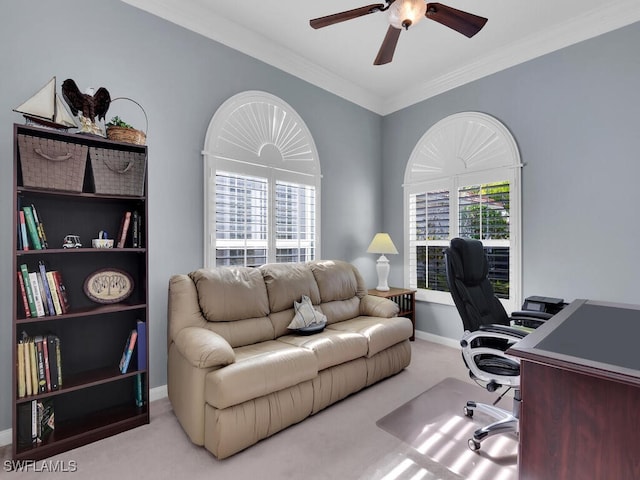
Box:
[287, 295, 327, 330]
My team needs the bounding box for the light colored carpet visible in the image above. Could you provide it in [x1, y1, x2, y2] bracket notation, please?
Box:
[1, 339, 516, 479]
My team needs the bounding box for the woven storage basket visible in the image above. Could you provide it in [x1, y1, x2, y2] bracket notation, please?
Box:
[106, 97, 148, 145]
[89, 147, 146, 196]
[18, 134, 88, 192]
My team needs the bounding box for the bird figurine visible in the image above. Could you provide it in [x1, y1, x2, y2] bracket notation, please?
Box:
[61, 79, 111, 136]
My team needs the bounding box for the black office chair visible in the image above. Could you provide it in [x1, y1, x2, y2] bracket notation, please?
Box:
[444, 237, 551, 451]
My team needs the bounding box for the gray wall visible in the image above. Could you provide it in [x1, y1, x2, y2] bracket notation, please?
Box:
[2, 0, 639, 435]
[382, 21, 640, 339]
[0, 0, 382, 432]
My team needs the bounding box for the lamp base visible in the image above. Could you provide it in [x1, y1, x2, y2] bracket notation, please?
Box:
[375, 254, 390, 291]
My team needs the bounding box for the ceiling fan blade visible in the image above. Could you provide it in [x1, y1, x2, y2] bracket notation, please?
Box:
[425, 3, 488, 38]
[310, 4, 386, 29]
[374, 26, 402, 66]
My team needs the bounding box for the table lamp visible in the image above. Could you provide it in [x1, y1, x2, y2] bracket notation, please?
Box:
[367, 233, 398, 291]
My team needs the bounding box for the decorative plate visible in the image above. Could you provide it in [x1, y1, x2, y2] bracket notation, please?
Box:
[84, 268, 134, 304]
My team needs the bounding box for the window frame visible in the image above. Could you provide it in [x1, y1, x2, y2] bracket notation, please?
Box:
[203, 91, 321, 268]
[403, 112, 522, 313]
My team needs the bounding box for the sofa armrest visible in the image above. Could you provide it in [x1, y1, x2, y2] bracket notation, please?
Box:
[360, 295, 400, 318]
[173, 327, 235, 369]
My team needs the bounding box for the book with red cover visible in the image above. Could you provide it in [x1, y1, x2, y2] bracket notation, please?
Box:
[117, 211, 132, 248]
[52, 271, 70, 314]
[17, 270, 31, 318]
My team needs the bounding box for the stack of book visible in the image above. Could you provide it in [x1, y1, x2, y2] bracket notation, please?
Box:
[17, 202, 48, 251]
[17, 333, 62, 397]
[17, 398, 55, 447]
[17, 263, 69, 318]
[116, 210, 142, 248]
[119, 320, 147, 407]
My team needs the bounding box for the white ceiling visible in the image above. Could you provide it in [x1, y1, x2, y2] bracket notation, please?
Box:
[123, 0, 640, 115]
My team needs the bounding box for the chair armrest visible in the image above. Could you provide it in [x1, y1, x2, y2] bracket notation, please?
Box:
[360, 295, 400, 318]
[511, 310, 553, 328]
[461, 327, 522, 387]
[478, 324, 528, 339]
[173, 326, 235, 369]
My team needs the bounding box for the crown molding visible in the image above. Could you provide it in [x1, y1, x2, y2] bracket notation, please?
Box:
[122, 0, 640, 116]
[121, 0, 384, 114]
[381, 0, 640, 115]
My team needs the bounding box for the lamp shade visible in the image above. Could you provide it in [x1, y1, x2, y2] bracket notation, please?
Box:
[367, 233, 399, 255]
[388, 0, 427, 29]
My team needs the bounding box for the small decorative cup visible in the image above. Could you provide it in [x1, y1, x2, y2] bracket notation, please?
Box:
[92, 239, 114, 248]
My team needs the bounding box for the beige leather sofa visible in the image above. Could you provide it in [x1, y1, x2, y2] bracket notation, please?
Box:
[167, 260, 413, 459]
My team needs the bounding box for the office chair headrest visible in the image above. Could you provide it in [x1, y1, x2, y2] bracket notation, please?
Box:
[449, 237, 488, 286]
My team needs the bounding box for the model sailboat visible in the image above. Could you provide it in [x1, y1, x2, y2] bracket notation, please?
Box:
[13, 77, 77, 129]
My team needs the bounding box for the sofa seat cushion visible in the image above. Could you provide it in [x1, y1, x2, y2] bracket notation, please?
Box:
[326, 316, 413, 357]
[205, 341, 317, 409]
[277, 330, 368, 370]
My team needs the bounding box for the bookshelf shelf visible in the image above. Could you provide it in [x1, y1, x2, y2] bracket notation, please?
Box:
[11, 123, 149, 461]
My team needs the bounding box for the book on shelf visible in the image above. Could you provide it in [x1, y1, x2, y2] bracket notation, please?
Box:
[34, 336, 47, 394]
[17, 342, 26, 398]
[38, 262, 56, 317]
[136, 320, 147, 371]
[24, 338, 33, 397]
[47, 335, 62, 390]
[119, 329, 138, 374]
[22, 206, 43, 250]
[19, 264, 37, 317]
[45, 271, 63, 315]
[30, 203, 48, 249]
[17, 398, 55, 448]
[116, 211, 132, 248]
[131, 210, 141, 248]
[134, 373, 144, 407]
[28, 272, 46, 317]
[52, 271, 70, 314]
[17, 270, 31, 318]
[18, 210, 29, 251]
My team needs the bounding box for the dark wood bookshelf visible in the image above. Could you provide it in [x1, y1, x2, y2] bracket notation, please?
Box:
[11, 123, 149, 460]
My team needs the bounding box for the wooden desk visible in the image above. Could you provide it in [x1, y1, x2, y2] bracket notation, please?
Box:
[508, 299, 640, 480]
[368, 287, 416, 341]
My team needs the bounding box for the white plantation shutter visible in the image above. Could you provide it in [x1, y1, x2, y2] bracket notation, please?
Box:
[275, 181, 316, 263]
[204, 92, 321, 267]
[404, 113, 522, 311]
[215, 172, 268, 267]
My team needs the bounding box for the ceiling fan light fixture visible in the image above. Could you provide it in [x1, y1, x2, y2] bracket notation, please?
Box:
[388, 0, 427, 29]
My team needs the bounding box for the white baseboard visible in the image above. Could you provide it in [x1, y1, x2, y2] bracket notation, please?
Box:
[0, 384, 171, 448]
[150, 384, 168, 402]
[414, 329, 461, 350]
[0, 428, 11, 448]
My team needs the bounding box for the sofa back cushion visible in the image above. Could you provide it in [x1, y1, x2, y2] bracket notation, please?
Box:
[260, 263, 322, 337]
[310, 260, 366, 324]
[189, 267, 273, 346]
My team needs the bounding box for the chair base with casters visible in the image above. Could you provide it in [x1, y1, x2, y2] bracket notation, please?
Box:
[463, 389, 521, 451]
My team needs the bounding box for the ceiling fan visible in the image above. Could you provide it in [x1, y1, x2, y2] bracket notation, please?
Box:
[310, 1, 488, 65]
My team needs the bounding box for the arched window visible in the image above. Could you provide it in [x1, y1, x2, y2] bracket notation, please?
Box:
[203, 91, 321, 267]
[403, 112, 522, 312]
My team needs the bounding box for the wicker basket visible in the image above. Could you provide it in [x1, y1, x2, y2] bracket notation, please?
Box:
[106, 125, 146, 145]
[106, 97, 148, 145]
[89, 147, 146, 196]
[18, 134, 88, 192]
